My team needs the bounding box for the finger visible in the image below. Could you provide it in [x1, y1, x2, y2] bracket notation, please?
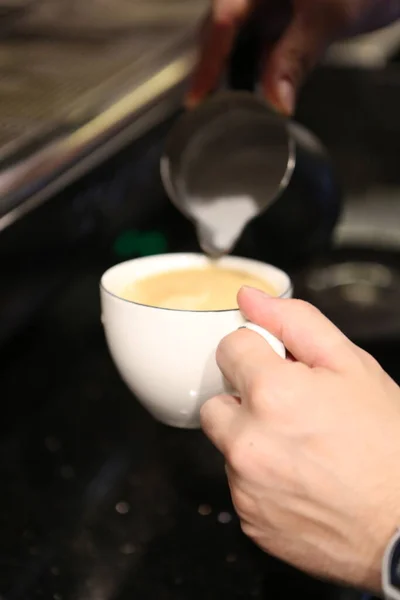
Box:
[185, 0, 253, 107]
[185, 18, 236, 108]
[200, 393, 240, 454]
[261, 6, 342, 115]
[216, 326, 286, 400]
[237, 286, 354, 371]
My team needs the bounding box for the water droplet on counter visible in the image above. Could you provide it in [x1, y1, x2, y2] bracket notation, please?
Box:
[119, 542, 136, 555]
[198, 504, 212, 516]
[115, 501, 130, 514]
[45, 437, 61, 452]
[53, 594, 62, 600]
[217, 511, 232, 524]
[226, 553, 237, 563]
[60, 465, 75, 480]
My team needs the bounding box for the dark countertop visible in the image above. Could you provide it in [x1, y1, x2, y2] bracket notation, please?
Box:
[0, 264, 363, 600]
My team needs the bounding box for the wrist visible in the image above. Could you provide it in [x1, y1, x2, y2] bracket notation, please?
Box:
[353, 510, 400, 593]
[382, 529, 400, 600]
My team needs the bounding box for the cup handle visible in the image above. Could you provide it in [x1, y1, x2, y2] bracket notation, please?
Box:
[240, 322, 286, 359]
[223, 323, 285, 397]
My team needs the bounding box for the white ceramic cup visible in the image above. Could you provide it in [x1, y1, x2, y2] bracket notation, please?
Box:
[100, 253, 292, 429]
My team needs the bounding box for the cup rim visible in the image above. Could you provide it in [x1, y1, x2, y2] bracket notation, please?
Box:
[100, 253, 292, 314]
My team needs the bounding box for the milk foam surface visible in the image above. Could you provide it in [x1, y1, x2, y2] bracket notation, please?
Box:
[121, 266, 277, 311]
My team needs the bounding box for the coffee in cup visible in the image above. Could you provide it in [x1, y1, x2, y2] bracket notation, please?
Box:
[121, 265, 278, 311]
[101, 253, 292, 429]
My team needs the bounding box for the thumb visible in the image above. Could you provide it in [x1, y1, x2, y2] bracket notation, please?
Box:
[262, 8, 339, 115]
[238, 287, 355, 371]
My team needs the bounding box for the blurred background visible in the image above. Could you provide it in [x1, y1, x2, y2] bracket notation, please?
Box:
[0, 1, 399, 599]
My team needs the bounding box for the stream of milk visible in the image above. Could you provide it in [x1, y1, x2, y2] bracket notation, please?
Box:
[190, 194, 260, 257]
